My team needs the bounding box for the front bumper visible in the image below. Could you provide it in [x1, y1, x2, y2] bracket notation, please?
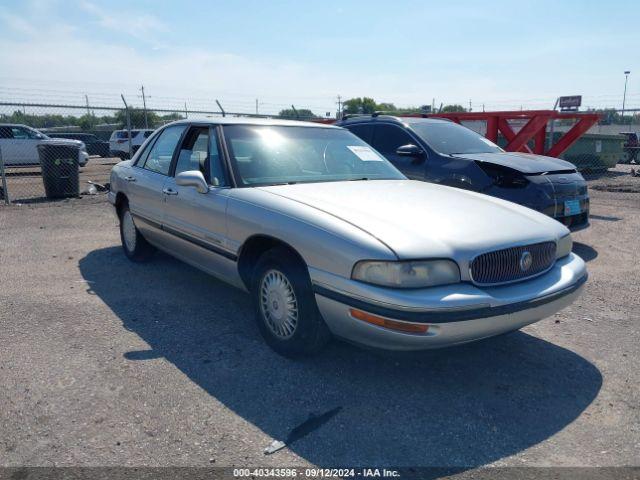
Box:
[311, 253, 586, 350]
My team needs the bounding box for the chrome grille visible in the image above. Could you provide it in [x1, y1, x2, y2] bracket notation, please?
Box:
[470, 241, 557, 285]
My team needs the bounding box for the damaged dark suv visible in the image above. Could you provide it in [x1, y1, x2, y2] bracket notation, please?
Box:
[338, 115, 589, 231]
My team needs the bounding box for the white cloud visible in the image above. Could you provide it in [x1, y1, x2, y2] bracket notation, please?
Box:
[0, 11, 38, 36]
[78, 0, 167, 43]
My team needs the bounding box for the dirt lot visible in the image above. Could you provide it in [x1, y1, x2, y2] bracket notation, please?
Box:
[0, 184, 638, 472]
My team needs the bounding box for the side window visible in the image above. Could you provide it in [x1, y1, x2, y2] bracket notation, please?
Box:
[0, 126, 13, 139]
[372, 125, 416, 155]
[134, 132, 159, 166]
[345, 124, 374, 144]
[10, 127, 31, 139]
[142, 125, 186, 175]
[175, 127, 209, 177]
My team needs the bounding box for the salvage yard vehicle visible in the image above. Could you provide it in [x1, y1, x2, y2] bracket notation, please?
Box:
[109, 129, 154, 159]
[0, 123, 89, 167]
[109, 118, 587, 357]
[338, 115, 590, 231]
[47, 132, 110, 157]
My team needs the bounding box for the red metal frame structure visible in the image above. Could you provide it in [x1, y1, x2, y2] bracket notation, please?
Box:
[402, 110, 600, 157]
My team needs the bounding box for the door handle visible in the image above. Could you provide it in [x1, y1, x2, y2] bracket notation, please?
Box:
[124, 176, 136, 182]
[162, 187, 178, 196]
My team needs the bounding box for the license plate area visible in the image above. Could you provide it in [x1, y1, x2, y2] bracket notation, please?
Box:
[564, 199, 581, 216]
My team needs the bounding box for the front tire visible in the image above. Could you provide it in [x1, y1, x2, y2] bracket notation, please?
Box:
[252, 247, 331, 357]
[119, 203, 155, 262]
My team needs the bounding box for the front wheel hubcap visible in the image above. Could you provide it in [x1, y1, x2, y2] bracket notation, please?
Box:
[260, 269, 298, 339]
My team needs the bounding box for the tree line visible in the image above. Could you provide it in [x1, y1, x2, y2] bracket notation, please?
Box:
[0, 109, 185, 130]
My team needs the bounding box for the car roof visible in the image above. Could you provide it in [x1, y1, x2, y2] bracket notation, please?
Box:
[113, 129, 154, 132]
[0, 123, 32, 128]
[164, 117, 340, 129]
[337, 115, 452, 127]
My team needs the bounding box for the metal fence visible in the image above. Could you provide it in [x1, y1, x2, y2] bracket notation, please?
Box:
[0, 100, 271, 204]
[0, 100, 638, 207]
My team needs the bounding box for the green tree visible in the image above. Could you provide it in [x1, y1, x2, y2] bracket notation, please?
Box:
[441, 104, 467, 113]
[342, 97, 378, 115]
[115, 108, 160, 128]
[376, 102, 397, 111]
[78, 114, 98, 131]
[278, 108, 315, 119]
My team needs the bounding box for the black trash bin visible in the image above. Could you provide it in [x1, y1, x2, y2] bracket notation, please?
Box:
[37, 143, 80, 199]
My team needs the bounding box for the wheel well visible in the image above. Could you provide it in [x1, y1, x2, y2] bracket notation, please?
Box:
[114, 192, 128, 217]
[237, 235, 306, 289]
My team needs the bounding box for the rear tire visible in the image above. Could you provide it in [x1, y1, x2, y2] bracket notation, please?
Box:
[119, 203, 156, 262]
[252, 247, 331, 357]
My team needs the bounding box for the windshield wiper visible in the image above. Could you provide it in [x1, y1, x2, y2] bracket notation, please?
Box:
[349, 177, 370, 181]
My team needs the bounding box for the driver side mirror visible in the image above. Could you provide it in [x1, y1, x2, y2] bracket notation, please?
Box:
[396, 144, 424, 157]
[176, 170, 209, 194]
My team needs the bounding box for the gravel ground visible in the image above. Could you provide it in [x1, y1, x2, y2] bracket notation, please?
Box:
[0, 188, 638, 472]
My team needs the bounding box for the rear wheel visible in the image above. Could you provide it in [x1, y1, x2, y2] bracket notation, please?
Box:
[119, 203, 155, 262]
[252, 247, 331, 357]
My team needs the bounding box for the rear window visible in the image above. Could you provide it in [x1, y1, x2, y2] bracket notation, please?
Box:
[116, 131, 129, 139]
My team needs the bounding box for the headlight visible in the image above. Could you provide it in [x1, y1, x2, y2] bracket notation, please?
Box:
[476, 161, 529, 189]
[556, 234, 573, 259]
[352, 260, 460, 288]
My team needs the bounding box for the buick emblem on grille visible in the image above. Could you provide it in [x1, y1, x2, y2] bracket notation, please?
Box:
[519, 251, 533, 271]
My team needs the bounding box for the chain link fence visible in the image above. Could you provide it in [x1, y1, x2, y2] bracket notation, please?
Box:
[0, 100, 638, 207]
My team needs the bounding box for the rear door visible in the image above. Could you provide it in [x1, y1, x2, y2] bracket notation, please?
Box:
[161, 125, 237, 282]
[370, 124, 426, 180]
[7, 126, 40, 165]
[0, 126, 16, 165]
[125, 125, 186, 240]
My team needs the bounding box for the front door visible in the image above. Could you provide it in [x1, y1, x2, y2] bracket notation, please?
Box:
[161, 125, 238, 284]
[3, 126, 40, 165]
[371, 124, 426, 180]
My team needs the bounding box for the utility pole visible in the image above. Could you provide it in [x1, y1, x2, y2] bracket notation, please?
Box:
[469, 99, 472, 112]
[184, 102, 188, 119]
[85, 95, 91, 116]
[622, 70, 631, 118]
[336, 95, 342, 118]
[139, 85, 148, 128]
[256, 98, 259, 115]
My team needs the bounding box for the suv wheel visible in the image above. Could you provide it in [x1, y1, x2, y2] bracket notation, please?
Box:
[252, 247, 331, 357]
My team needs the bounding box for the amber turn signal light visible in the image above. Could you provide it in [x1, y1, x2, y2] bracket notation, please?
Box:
[349, 308, 429, 334]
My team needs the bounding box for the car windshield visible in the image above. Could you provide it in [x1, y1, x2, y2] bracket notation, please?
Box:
[223, 125, 405, 186]
[409, 121, 503, 155]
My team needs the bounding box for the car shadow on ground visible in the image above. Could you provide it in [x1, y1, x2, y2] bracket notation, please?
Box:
[572, 242, 598, 262]
[79, 247, 602, 468]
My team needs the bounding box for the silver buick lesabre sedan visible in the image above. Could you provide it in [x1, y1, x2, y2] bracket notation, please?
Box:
[108, 118, 587, 357]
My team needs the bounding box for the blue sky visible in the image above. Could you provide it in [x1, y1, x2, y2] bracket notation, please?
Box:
[0, 0, 639, 115]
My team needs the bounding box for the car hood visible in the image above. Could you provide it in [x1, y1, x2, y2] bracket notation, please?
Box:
[43, 138, 85, 147]
[258, 180, 567, 260]
[453, 152, 576, 174]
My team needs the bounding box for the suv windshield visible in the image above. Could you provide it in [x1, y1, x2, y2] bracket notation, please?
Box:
[224, 125, 405, 186]
[409, 121, 503, 155]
